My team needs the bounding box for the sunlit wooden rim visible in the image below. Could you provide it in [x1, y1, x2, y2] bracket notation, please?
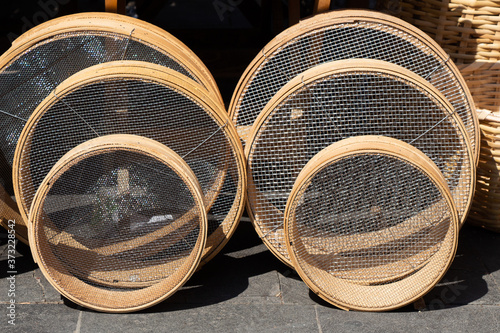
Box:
[28, 134, 207, 312]
[230, 9, 479, 163]
[14, 61, 246, 264]
[284, 135, 459, 311]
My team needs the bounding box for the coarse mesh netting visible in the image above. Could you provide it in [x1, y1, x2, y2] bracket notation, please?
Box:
[0, 30, 203, 196]
[32, 148, 205, 310]
[231, 16, 476, 155]
[286, 151, 456, 310]
[18, 76, 242, 263]
[247, 69, 472, 265]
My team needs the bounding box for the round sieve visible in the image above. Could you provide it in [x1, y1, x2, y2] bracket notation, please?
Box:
[15, 61, 246, 266]
[0, 12, 222, 242]
[245, 59, 474, 266]
[229, 9, 479, 163]
[284, 136, 459, 311]
[29, 134, 206, 312]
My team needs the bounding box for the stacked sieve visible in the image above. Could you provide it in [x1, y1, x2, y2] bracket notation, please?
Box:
[230, 9, 478, 311]
[0, 13, 246, 312]
[0, 7, 482, 313]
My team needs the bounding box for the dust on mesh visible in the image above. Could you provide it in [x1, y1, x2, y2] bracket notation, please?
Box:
[290, 153, 450, 282]
[0, 31, 201, 195]
[18, 79, 239, 248]
[234, 21, 474, 153]
[37, 149, 203, 287]
[247, 72, 470, 262]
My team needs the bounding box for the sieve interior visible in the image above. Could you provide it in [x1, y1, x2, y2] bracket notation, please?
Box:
[15, 61, 246, 266]
[230, 9, 478, 163]
[29, 134, 207, 312]
[284, 136, 459, 311]
[245, 59, 474, 267]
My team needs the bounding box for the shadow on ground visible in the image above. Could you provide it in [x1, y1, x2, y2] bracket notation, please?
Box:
[2, 220, 499, 313]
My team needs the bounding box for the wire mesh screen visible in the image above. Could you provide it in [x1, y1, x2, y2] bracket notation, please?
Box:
[0, 30, 204, 167]
[30, 136, 206, 312]
[245, 60, 473, 266]
[230, 10, 478, 161]
[16, 62, 245, 265]
[0, 15, 217, 240]
[285, 137, 458, 311]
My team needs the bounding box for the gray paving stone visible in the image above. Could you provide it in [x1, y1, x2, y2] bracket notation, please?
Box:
[0, 218, 498, 332]
[489, 274, 500, 302]
[223, 296, 283, 305]
[1, 272, 41, 303]
[449, 246, 487, 272]
[461, 226, 499, 266]
[162, 222, 284, 306]
[0, 237, 60, 304]
[0, 238, 38, 280]
[466, 228, 500, 290]
[32, 268, 63, 303]
[424, 269, 500, 306]
[278, 269, 318, 305]
[481, 253, 500, 277]
[416, 226, 500, 308]
[79, 303, 320, 333]
[316, 305, 500, 333]
[163, 250, 282, 305]
[224, 242, 269, 259]
[0, 304, 80, 332]
[462, 224, 498, 246]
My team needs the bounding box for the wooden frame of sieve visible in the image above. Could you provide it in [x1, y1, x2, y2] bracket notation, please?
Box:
[284, 135, 459, 311]
[29, 134, 207, 312]
[4, 12, 222, 104]
[245, 58, 475, 267]
[14, 61, 246, 266]
[29, 135, 205, 288]
[0, 12, 225, 242]
[286, 136, 453, 284]
[229, 9, 479, 164]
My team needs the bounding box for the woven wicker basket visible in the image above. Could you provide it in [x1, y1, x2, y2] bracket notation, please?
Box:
[458, 61, 500, 111]
[399, 0, 500, 64]
[467, 109, 500, 232]
[400, 0, 500, 232]
[458, 61, 500, 232]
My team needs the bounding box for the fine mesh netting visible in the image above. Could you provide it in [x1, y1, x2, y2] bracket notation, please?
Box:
[0, 31, 203, 168]
[246, 60, 473, 266]
[291, 154, 447, 283]
[230, 10, 477, 160]
[285, 139, 458, 311]
[16, 62, 245, 265]
[0, 14, 219, 241]
[31, 139, 206, 312]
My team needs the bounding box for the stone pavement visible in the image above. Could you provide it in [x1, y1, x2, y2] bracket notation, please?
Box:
[1, 220, 499, 332]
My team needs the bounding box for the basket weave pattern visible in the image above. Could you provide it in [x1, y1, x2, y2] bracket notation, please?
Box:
[456, 53, 500, 232]
[468, 108, 500, 232]
[400, 0, 500, 64]
[399, 1, 500, 231]
[458, 61, 500, 112]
